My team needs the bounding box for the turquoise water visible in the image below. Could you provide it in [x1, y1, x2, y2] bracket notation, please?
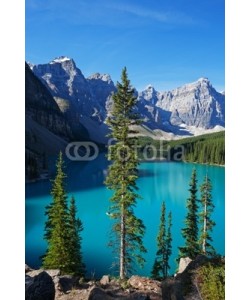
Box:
[25, 154, 225, 277]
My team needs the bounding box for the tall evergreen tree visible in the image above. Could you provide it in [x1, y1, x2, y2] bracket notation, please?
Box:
[151, 202, 172, 280]
[42, 152, 85, 275]
[43, 152, 70, 271]
[166, 211, 173, 274]
[105, 67, 146, 279]
[178, 169, 199, 260]
[68, 196, 85, 275]
[199, 174, 216, 256]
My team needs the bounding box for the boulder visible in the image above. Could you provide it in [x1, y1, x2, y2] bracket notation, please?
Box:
[46, 269, 60, 278]
[80, 282, 91, 289]
[178, 257, 192, 274]
[27, 268, 60, 278]
[100, 275, 110, 286]
[25, 275, 33, 288]
[163, 255, 220, 300]
[88, 287, 113, 300]
[25, 271, 55, 300]
[25, 264, 33, 273]
[162, 277, 183, 300]
[128, 293, 151, 300]
[128, 276, 161, 294]
[26, 269, 43, 277]
[54, 275, 77, 293]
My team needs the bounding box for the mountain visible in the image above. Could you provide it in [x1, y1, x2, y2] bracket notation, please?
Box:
[25, 62, 72, 140]
[156, 77, 225, 128]
[30, 57, 115, 143]
[30, 56, 225, 142]
[25, 61, 75, 156]
[135, 78, 225, 138]
[26, 62, 71, 180]
[25, 62, 89, 180]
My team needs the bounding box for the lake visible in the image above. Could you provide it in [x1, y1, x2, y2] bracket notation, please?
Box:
[25, 154, 225, 278]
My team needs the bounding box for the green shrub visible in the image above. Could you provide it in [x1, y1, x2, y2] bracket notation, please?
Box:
[197, 263, 225, 300]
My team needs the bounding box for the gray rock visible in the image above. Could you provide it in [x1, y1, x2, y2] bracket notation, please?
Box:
[25, 271, 55, 300]
[162, 277, 184, 300]
[25, 275, 33, 288]
[163, 255, 223, 300]
[25, 264, 33, 273]
[45, 269, 61, 277]
[178, 257, 192, 274]
[26, 269, 43, 277]
[128, 293, 151, 300]
[88, 287, 113, 300]
[128, 275, 161, 294]
[53, 275, 77, 293]
[27, 268, 60, 278]
[100, 275, 110, 286]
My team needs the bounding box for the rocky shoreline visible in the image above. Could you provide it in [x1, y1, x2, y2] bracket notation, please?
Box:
[25, 265, 162, 300]
[25, 255, 225, 300]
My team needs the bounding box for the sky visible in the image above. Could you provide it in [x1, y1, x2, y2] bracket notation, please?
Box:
[25, 0, 225, 92]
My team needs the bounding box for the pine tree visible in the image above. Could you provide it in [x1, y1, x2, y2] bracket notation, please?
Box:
[105, 67, 146, 279]
[42, 152, 85, 275]
[166, 211, 173, 274]
[43, 152, 70, 271]
[68, 196, 85, 275]
[199, 174, 216, 256]
[151, 259, 161, 281]
[178, 169, 199, 260]
[151, 202, 172, 280]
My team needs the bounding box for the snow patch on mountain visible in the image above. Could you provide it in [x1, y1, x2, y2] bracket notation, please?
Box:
[50, 56, 72, 64]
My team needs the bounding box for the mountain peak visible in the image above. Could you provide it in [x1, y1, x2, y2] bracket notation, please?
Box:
[198, 77, 209, 82]
[196, 77, 211, 86]
[88, 73, 112, 82]
[27, 61, 34, 70]
[145, 84, 155, 90]
[49, 56, 73, 64]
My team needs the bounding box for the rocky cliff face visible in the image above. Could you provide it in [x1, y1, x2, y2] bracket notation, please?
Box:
[26, 62, 81, 180]
[31, 57, 116, 123]
[137, 85, 169, 130]
[31, 57, 116, 143]
[26, 62, 72, 139]
[30, 56, 225, 142]
[156, 77, 225, 128]
[31, 57, 91, 105]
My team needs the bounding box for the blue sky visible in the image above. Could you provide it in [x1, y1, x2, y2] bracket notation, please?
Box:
[26, 0, 225, 92]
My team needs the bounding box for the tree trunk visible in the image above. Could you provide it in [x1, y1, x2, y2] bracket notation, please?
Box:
[202, 196, 207, 254]
[163, 253, 166, 278]
[120, 203, 125, 279]
[120, 139, 126, 279]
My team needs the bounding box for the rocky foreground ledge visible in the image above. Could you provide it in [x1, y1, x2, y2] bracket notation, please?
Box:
[25, 255, 225, 300]
[25, 265, 162, 300]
